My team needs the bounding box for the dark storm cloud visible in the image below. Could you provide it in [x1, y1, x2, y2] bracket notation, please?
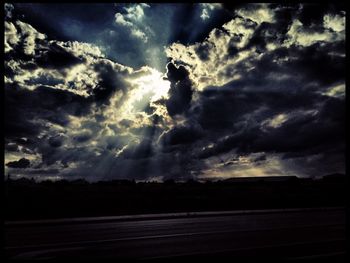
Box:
[195, 42, 212, 61]
[119, 119, 134, 128]
[73, 131, 93, 143]
[4, 15, 140, 180]
[193, 69, 345, 161]
[35, 42, 83, 69]
[6, 158, 31, 169]
[4, 3, 346, 180]
[288, 43, 345, 86]
[5, 143, 19, 152]
[194, 87, 260, 131]
[5, 11, 162, 182]
[4, 12, 137, 162]
[5, 84, 91, 139]
[165, 63, 193, 117]
[48, 135, 65, 148]
[226, 34, 242, 57]
[92, 60, 128, 103]
[254, 155, 266, 163]
[295, 3, 346, 27]
[161, 125, 203, 147]
[25, 168, 60, 175]
[165, 3, 345, 178]
[40, 145, 98, 167]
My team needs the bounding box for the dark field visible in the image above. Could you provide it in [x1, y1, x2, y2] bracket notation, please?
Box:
[4, 174, 345, 221]
[5, 208, 345, 260]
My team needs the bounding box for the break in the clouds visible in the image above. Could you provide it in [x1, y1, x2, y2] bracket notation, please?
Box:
[4, 3, 346, 181]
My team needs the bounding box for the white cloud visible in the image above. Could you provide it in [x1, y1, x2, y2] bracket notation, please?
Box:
[4, 21, 20, 53]
[199, 3, 221, 20]
[166, 4, 346, 94]
[130, 28, 148, 42]
[236, 3, 275, 25]
[115, 13, 133, 27]
[124, 3, 150, 21]
[284, 15, 345, 47]
[222, 17, 256, 48]
[322, 83, 345, 98]
[5, 27, 112, 97]
[323, 13, 345, 32]
[57, 40, 104, 58]
[165, 15, 260, 90]
[199, 154, 290, 180]
[263, 113, 289, 129]
[15, 20, 46, 55]
[114, 3, 151, 42]
[164, 4, 284, 91]
[5, 19, 46, 55]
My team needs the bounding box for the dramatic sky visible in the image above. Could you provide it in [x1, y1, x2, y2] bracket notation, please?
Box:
[4, 3, 346, 181]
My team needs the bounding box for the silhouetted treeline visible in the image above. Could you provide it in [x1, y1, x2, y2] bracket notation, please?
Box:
[4, 174, 346, 220]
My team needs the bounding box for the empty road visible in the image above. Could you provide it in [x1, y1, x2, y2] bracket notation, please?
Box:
[4, 207, 346, 260]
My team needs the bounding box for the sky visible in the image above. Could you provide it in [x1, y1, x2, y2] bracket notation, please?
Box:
[4, 3, 346, 181]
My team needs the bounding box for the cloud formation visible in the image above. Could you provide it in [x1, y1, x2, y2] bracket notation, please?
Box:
[199, 3, 222, 20]
[165, 63, 193, 117]
[6, 158, 31, 169]
[4, 3, 345, 181]
[114, 3, 151, 42]
[164, 3, 345, 179]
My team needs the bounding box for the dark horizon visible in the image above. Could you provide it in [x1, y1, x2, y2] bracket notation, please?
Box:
[4, 172, 346, 221]
[4, 171, 346, 183]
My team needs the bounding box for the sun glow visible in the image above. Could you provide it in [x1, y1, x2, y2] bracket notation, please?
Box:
[132, 68, 171, 102]
[110, 68, 171, 123]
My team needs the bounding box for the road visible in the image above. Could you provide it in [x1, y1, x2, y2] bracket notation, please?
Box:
[4, 207, 346, 260]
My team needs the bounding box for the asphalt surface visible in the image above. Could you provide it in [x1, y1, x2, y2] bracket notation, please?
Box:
[4, 207, 346, 260]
